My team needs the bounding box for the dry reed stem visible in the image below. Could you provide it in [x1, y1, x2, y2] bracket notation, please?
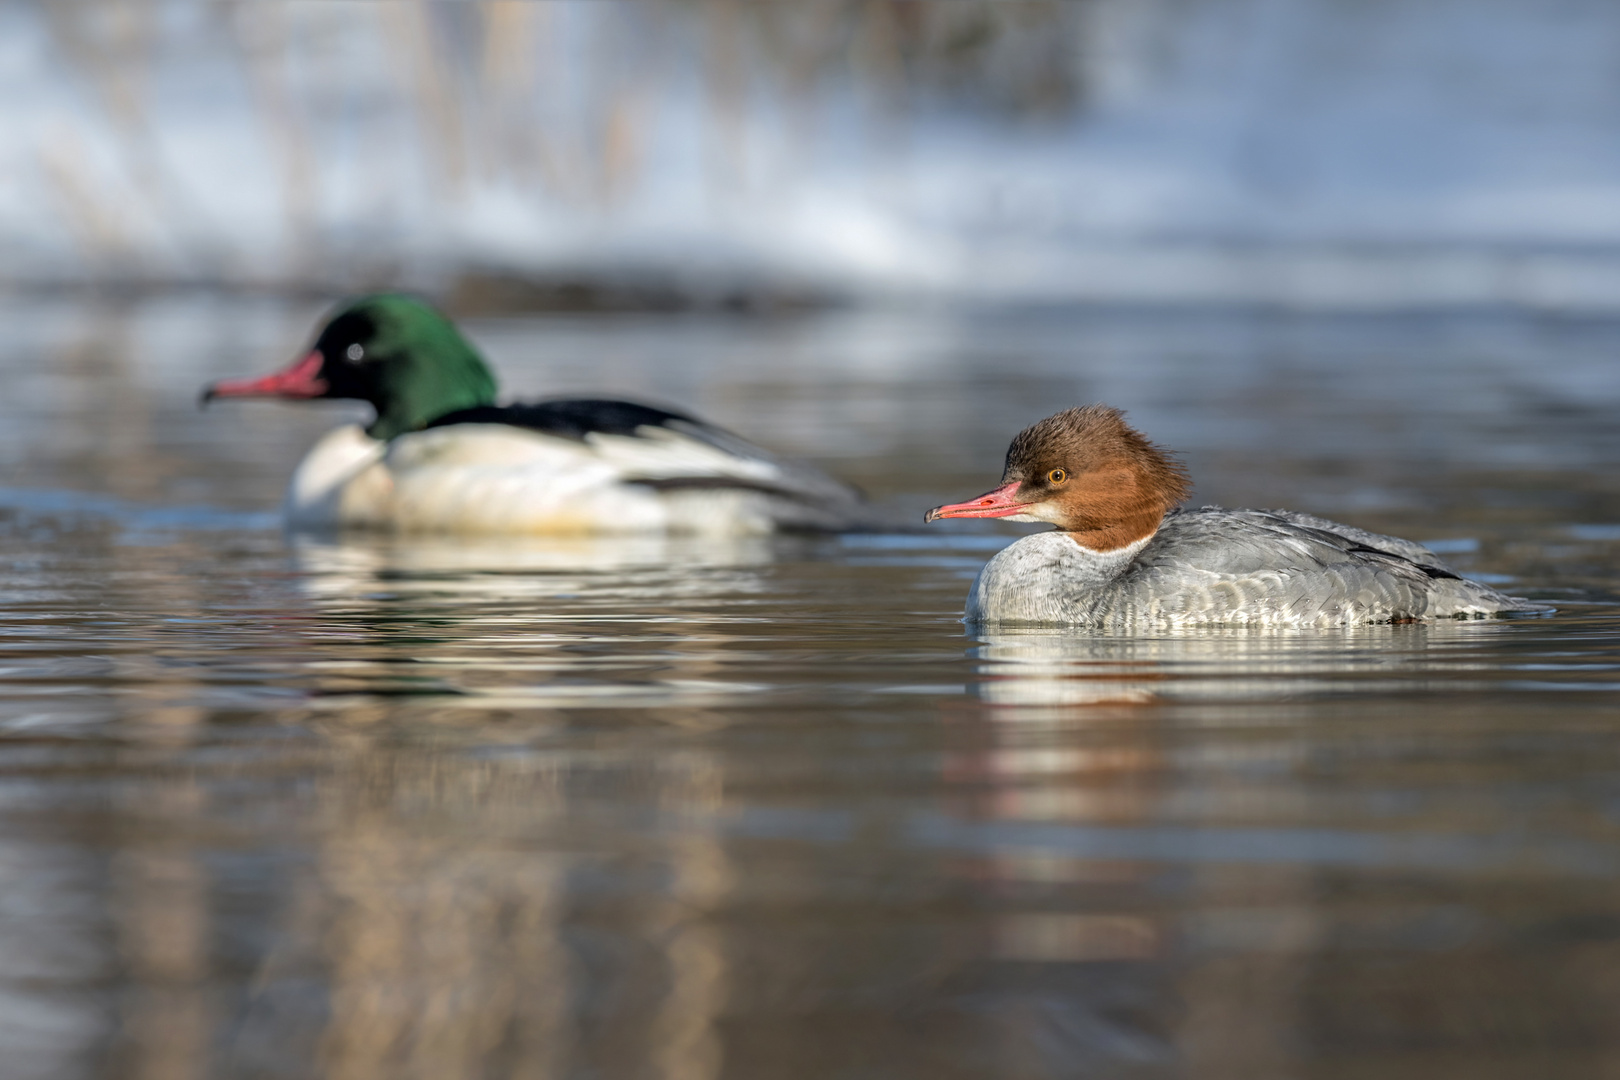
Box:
[38, 129, 134, 267]
[26, 0, 1084, 287]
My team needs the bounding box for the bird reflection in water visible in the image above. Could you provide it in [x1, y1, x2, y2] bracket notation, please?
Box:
[220, 535, 758, 1078]
[927, 632, 1176, 1074]
[970, 620, 1515, 713]
[235, 734, 739, 1080]
[280, 533, 781, 717]
[291, 533, 776, 605]
[930, 619, 1526, 1073]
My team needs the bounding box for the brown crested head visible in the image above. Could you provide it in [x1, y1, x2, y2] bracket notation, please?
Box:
[925, 405, 1192, 551]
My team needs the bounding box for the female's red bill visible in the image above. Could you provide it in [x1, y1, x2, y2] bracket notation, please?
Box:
[924, 481, 1029, 522]
[201, 350, 327, 405]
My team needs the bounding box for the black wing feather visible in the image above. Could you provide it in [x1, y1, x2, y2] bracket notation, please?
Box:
[425, 399, 702, 442]
[421, 397, 869, 528]
[1340, 541, 1462, 580]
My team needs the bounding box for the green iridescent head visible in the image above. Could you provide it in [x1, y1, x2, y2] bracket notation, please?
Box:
[203, 293, 499, 440]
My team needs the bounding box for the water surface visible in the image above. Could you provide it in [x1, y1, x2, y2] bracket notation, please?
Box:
[1, 297, 1618, 1079]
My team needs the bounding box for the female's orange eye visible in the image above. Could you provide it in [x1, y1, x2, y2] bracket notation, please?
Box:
[1047, 468, 1066, 484]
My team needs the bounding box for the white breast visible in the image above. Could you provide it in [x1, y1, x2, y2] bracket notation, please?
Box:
[283, 423, 800, 535]
[284, 425, 387, 528]
[967, 531, 1150, 625]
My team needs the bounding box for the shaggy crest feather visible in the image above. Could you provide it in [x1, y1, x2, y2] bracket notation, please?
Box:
[1002, 405, 1191, 551]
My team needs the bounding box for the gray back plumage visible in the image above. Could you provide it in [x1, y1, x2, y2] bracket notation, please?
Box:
[967, 506, 1549, 628]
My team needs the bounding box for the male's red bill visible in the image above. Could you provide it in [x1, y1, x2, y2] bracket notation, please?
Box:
[200, 351, 327, 405]
[924, 481, 1030, 522]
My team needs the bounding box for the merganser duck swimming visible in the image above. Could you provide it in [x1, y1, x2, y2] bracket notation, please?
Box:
[925, 405, 1549, 628]
[202, 294, 865, 535]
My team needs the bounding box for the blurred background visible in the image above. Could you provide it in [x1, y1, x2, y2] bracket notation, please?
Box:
[13, 0, 1620, 311]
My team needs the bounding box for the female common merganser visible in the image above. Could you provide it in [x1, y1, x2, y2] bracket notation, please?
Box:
[202, 294, 865, 534]
[925, 405, 1549, 628]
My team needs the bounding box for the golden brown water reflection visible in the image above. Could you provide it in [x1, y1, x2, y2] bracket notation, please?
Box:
[1, 297, 1619, 1079]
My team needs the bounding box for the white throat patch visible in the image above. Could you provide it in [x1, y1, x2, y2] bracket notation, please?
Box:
[1067, 531, 1154, 562]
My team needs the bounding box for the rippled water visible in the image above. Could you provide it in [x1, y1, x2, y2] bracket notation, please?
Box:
[2, 296, 1619, 1079]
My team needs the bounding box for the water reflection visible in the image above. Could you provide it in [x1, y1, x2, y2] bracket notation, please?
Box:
[216, 742, 741, 1080]
[112, 836, 213, 1080]
[940, 616, 1620, 1079]
[938, 651, 1180, 1075]
[292, 533, 775, 605]
[970, 621, 1536, 712]
[286, 535, 782, 718]
[4, 298, 1620, 1078]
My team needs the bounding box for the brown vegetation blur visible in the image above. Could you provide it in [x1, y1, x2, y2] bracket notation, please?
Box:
[35, 1, 1087, 289]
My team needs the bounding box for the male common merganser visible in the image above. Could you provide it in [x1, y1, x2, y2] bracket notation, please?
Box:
[202, 294, 865, 534]
[925, 405, 1549, 628]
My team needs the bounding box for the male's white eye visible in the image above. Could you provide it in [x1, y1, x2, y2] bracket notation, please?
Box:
[346, 344, 365, 361]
